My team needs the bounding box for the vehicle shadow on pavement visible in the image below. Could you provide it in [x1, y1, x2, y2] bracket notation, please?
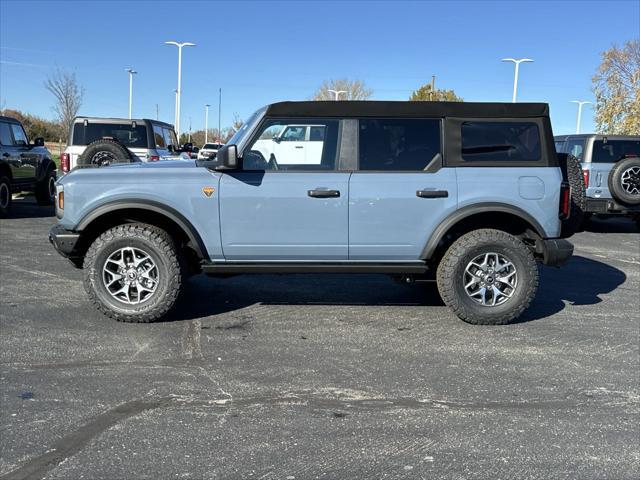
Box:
[583, 216, 638, 234]
[518, 255, 627, 322]
[166, 274, 444, 322]
[3, 196, 55, 219]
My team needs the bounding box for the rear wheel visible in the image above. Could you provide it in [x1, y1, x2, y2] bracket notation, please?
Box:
[0, 176, 11, 217]
[558, 153, 586, 237]
[83, 223, 184, 322]
[436, 229, 538, 325]
[35, 167, 56, 205]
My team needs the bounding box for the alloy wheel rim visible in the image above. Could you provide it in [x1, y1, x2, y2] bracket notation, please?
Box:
[464, 252, 518, 307]
[91, 151, 117, 167]
[102, 247, 159, 305]
[621, 166, 640, 195]
[0, 182, 9, 209]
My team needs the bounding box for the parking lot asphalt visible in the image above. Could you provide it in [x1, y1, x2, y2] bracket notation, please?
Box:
[0, 196, 638, 480]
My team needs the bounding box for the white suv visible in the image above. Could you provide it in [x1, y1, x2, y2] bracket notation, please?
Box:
[60, 117, 189, 173]
[251, 124, 326, 166]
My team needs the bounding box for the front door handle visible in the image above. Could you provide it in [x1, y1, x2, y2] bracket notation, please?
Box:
[417, 189, 448, 198]
[295, 146, 304, 149]
[308, 189, 340, 198]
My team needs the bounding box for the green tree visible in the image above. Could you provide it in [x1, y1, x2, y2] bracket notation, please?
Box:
[409, 84, 463, 102]
[592, 40, 640, 135]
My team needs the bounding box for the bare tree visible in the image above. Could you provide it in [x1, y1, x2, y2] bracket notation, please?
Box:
[592, 40, 640, 135]
[44, 69, 84, 139]
[312, 79, 373, 101]
[232, 113, 243, 131]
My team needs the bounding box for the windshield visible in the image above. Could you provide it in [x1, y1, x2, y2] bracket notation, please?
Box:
[226, 106, 267, 150]
[203, 143, 220, 149]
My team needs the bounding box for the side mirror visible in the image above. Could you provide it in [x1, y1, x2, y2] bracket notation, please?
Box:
[33, 137, 45, 147]
[214, 144, 239, 170]
[272, 135, 281, 143]
[168, 144, 174, 153]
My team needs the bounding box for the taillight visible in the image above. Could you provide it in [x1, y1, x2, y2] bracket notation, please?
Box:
[60, 153, 70, 173]
[149, 155, 160, 162]
[559, 182, 571, 219]
[582, 169, 589, 187]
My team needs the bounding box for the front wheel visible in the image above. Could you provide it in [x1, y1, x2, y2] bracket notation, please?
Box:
[83, 223, 184, 322]
[436, 229, 539, 325]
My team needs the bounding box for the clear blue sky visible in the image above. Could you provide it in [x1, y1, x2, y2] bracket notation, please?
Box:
[1, 0, 638, 136]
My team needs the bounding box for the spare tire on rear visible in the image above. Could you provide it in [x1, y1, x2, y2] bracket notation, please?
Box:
[557, 153, 586, 237]
[608, 157, 640, 207]
[78, 139, 132, 167]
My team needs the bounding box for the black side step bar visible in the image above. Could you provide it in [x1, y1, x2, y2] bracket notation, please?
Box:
[201, 262, 429, 274]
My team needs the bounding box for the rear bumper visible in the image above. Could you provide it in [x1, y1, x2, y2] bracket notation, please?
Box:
[537, 238, 573, 267]
[49, 224, 81, 259]
[585, 197, 640, 215]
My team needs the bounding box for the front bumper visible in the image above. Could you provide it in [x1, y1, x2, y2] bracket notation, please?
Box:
[49, 224, 81, 259]
[585, 197, 640, 215]
[536, 238, 574, 267]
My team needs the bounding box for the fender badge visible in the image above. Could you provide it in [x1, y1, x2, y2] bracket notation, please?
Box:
[202, 187, 215, 198]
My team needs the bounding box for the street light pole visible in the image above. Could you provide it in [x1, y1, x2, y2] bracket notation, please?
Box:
[571, 100, 592, 134]
[126, 68, 137, 119]
[204, 104, 210, 143]
[165, 41, 195, 138]
[218, 88, 221, 143]
[501, 58, 533, 102]
[327, 89, 347, 101]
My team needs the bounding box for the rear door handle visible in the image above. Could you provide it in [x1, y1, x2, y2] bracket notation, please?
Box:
[308, 189, 340, 198]
[417, 189, 448, 198]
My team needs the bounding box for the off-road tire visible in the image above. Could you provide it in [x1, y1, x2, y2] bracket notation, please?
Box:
[558, 153, 586, 237]
[34, 166, 56, 206]
[436, 229, 539, 325]
[608, 157, 640, 207]
[0, 175, 11, 217]
[78, 139, 132, 167]
[83, 223, 184, 322]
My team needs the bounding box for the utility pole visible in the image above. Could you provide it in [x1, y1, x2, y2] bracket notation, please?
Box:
[429, 74, 436, 101]
[188, 117, 192, 143]
[327, 89, 347, 101]
[155, 104, 159, 121]
[218, 88, 222, 143]
[126, 68, 137, 119]
[571, 100, 592, 134]
[165, 41, 196, 138]
[204, 104, 210, 143]
[501, 58, 533, 102]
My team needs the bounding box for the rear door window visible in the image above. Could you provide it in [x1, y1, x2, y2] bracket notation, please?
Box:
[591, 139, 640, 163]
[358, 118, 441, 171]
[461, 122, 541, 162]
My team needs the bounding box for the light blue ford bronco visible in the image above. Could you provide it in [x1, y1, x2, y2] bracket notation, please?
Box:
[555, 134, 640, 229]
[50, 101, 575, 325]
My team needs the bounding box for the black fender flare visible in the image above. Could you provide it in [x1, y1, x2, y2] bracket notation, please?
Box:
[420, 202, 547, 260]
[76, 200, 208, 260]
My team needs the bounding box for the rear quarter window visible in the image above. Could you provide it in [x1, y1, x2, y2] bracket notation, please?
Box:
[461, 122, 541, 162]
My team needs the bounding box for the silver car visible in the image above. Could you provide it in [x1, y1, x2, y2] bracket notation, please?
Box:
[197, 142, 224, 160]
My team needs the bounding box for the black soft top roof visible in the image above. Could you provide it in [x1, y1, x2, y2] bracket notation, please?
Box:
[265, 101, 549, 118]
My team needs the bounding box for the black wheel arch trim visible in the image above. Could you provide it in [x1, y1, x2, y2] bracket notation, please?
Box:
[75, 200, 208, 260]
[420, 202, 547, 260]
